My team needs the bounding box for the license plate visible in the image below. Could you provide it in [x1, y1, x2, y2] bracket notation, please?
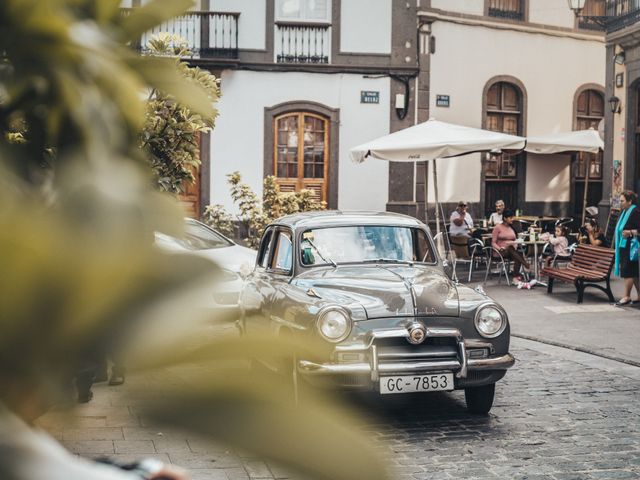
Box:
[379, 373, 454, 394]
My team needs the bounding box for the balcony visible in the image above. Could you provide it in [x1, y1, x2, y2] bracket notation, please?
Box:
[606, 0, 640, 32]
[487, 0, 525, 21]
[122, 9, 239, 59]
[275, 22, 331, 64]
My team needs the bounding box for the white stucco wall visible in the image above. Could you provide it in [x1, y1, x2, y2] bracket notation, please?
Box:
[427, 21, 604, 204]
[430, 0, 484, 16]
[210, 71, 390, 213]
[340, 0, 392, 54]
[525, 154, 571, 202]
[214, 0, 266, 50]
[529, 0, 576, 29]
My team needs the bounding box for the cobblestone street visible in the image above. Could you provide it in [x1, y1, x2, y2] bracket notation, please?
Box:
[38, 337, 640, 480]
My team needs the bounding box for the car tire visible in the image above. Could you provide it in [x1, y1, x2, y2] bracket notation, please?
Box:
[464, 383, 495, 415]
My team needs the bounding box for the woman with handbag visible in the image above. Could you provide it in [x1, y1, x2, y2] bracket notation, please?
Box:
[614, 190, 640, 306]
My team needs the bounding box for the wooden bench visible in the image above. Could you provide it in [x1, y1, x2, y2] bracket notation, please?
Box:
[541, 244, 615, 304]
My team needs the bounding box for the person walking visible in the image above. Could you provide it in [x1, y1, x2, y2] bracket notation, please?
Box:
[613, 190, 640, 306]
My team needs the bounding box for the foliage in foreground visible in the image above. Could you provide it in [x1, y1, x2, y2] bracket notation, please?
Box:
[0, 1, 389, 479]
[203, 173, 326, 247]
[141, 33, 220, 194]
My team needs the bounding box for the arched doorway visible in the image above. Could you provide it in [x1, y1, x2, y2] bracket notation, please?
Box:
[572, 88, 604, 218]
[482, 79, 525, 214]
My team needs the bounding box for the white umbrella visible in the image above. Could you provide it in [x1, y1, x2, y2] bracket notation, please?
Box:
[525, 128, 604, 223]
[525, 129, 603, 154]
[350, 118, 526, 235]
[350, 118, 526, 164]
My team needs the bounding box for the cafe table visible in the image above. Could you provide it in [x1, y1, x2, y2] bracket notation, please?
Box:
[518, 236, 548, 285]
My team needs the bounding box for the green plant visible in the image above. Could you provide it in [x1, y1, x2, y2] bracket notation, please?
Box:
[202, 204, 235, 238]
[205, 172, 325, 248]
[0, 2, 389, 479]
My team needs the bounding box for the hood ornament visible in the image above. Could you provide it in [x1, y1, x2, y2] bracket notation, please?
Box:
[407, 323, 427, 345]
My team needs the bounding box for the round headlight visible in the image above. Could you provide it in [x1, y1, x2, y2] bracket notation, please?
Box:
[474, 305, 506, 338]
[317, 307, 352, 342]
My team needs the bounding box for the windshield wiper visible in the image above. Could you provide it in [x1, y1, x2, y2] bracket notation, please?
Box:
[306, 238, 337, 267]
[362, 258, 414, 266]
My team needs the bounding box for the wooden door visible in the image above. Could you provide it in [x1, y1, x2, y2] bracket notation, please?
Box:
[274, 112, 328, 203]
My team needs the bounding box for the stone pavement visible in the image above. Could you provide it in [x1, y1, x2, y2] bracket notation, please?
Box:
[34, 272, 640, 480]
[37, 338, 640, 480]
[476, 273, 640, 366]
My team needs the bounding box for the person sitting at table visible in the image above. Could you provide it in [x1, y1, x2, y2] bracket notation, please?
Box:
[579, 219, 609, 248]
[491, 209, 531, 279]
[489, 199, 505, 226]
[450, 201, 473, 238]
[540, 225, 570, 267]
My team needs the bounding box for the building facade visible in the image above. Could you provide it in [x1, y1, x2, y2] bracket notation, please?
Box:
[595, 0, 640, 221]
[126, 1, 607, 225]
[411, 0, 606, 223]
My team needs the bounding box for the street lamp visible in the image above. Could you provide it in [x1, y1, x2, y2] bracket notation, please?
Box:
[609, 95, 621, 114]
[567, 0, 608, 27]
[566, 0, 586, 15]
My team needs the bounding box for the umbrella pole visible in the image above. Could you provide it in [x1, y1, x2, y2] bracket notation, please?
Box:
[423, 160, 429, 226]
[582, 156, 591, 225]
[433, 159, 440, 237]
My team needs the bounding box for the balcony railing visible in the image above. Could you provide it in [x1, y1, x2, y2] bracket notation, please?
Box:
[122, 9, 239, 59]
[606, 0, 640, 31]
[275, 23, 331, 64]
[487, 0, 525, 21]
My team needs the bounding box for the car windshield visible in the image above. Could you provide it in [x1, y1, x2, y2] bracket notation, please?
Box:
[300, 226, 435, 266]
[157, 221, 233, 251]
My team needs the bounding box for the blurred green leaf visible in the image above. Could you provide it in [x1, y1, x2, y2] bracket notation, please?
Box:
[118, 0, 194, 42]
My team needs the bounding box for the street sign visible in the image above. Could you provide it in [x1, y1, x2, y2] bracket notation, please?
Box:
[361, 91, 380, 104]
[436, 95, 450, 107]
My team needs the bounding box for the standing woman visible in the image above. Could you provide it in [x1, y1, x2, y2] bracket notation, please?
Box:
[614, 190, 640, 306]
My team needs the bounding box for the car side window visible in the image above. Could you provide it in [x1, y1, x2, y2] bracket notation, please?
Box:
[415, 229, 436, 263]
[271, 230, 293, 274]
[258, 229, 274, 269]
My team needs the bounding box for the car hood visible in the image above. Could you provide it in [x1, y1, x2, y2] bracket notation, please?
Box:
[292, 264, 459, 318]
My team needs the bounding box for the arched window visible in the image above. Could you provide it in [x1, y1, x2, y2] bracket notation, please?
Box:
[573, 89, 604, 216]
[274, 112, 329, 203]
[483, 81, 524, 212]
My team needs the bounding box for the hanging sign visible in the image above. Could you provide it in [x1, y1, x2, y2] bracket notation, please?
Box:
[436, 95, 450, 107]
[360, 91, 380, 104]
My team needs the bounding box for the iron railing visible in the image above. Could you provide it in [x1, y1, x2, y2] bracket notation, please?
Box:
[487, 0, 525, 21]
[605, 0, 640, 31]
[122, 9, 239, 59]
[275, 22, 331, 64]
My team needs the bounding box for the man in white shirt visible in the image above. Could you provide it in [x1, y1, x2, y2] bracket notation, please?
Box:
[450, 201, 473, 238]
[489, 199, 505, 226]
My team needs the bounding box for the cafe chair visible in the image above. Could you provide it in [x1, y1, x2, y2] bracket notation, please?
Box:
[452, 238, 485, 282]
[483, 245, 511, 286]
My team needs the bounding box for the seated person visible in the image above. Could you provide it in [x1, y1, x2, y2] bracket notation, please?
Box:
[489, 199, 505, 226]
[540, 225, 570, 266]
[579, 219, 609, 248]
[449, 201, 473, 238]
[491, 209, 531, 279]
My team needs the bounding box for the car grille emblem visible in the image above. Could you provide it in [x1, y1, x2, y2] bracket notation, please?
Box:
[407, 323, 426, 345]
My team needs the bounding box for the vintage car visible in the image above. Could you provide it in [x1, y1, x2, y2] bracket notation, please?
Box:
[239, 211, 515, 414]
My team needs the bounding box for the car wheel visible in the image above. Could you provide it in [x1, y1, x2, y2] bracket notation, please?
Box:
[464, 383, 495, 415]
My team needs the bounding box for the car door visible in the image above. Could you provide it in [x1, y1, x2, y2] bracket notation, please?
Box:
[240, 227, 278, 335]
[264, 228, 297, 336]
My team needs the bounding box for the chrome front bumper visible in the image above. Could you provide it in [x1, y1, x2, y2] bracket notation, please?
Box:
[297, 326, 515, 381]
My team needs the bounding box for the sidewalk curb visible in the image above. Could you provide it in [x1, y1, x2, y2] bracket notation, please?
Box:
[512, 333, 640, 368]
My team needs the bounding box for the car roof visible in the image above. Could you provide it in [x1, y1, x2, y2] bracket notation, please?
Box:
[270, 210, 426, 231]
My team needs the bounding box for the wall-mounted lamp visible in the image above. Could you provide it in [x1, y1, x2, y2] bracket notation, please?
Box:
[566, 0, 586, 15]
[609, 95, 621, 114]
[614, 51, 626, 65]
[395, 93, 406, 119]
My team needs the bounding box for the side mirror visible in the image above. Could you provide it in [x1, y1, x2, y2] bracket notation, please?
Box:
[442, 258, 454, 279]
